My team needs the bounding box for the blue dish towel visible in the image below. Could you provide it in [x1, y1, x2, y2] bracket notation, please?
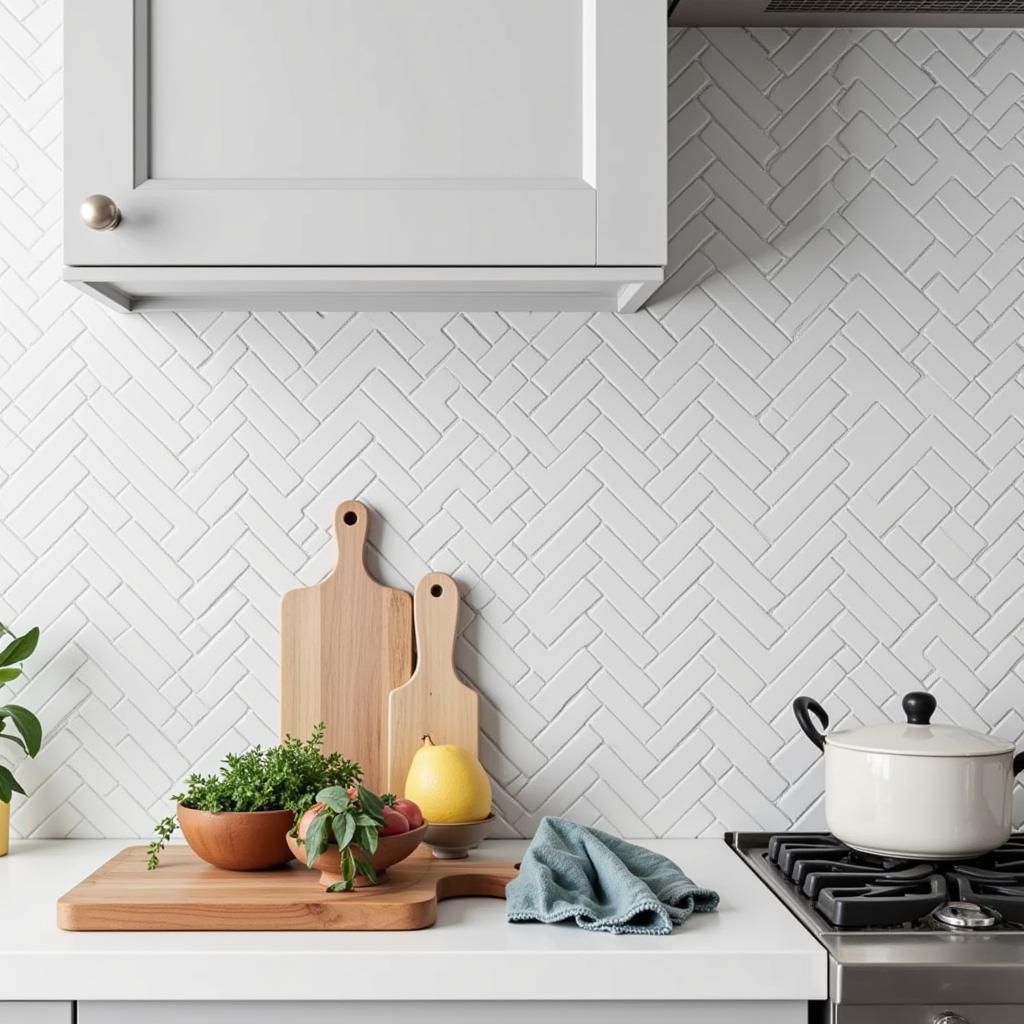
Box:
[506, 816, 720, 935]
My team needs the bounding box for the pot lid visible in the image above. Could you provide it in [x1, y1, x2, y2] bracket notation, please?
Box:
[827, 692, 1015, 758]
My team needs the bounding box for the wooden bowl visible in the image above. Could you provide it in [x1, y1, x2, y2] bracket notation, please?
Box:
[286, 824, 428, 887]
[176, 805, 295, 871]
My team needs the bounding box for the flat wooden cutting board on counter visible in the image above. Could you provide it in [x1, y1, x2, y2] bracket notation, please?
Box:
[57, 846, 518, 931]
[281, 500, 413, 792]
[388, 572, 480, 794]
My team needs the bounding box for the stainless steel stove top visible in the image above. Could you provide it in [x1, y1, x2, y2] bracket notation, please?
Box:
[729, 832, 1024, 1017]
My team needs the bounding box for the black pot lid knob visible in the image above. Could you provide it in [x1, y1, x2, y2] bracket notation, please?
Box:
[903, 691, 936, 726]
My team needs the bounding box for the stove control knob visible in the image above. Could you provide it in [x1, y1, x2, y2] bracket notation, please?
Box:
[934, 1014, 971, 1024]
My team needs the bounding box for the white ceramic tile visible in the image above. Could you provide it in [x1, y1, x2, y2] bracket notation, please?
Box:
[1, 21, 1023, 837]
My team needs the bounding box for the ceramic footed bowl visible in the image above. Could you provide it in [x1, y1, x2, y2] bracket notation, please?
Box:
[286, 824, 427, 887]
[177, 805, 295, 871]
[423, 814, 495, 859]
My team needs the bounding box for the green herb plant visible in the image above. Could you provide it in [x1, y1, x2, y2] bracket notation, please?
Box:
[300, 784, 387, 892]
[0, 622, 42, 804]
[147, 723, 360, 869]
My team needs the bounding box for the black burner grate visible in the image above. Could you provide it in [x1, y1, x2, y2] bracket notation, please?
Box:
[817, 873, 949, 927]
[766, 834, 1024, 929]
[951, 868, 1024, 919]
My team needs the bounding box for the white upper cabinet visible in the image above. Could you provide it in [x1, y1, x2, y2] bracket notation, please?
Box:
[64, 1, 666, 312]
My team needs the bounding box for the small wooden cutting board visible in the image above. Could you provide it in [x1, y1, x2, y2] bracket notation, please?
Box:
[281, 500, 413, 792]
[57, 846, 518, 931]
[388, 573, 480, 795]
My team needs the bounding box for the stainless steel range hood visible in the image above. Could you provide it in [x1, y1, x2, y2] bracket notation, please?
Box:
[669, 0, 1024, 26]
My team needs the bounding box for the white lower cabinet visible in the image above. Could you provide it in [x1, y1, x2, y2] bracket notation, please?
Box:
[0, 1006, 73, 1024]
[78, 1001, 809, 1024]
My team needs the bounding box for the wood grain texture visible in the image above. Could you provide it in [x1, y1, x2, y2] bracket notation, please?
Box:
[57, 846, 517, 931]
[388, 573, 480, 795]
[281, 500, 413, 792]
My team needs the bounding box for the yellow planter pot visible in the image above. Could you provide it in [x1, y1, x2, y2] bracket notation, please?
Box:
[0, 800, 9, 857]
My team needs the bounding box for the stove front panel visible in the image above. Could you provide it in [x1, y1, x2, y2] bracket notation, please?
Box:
[835, 1006, 1024, 1024]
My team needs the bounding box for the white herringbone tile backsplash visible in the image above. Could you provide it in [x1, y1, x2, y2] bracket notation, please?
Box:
[2, 17, 1024, 838]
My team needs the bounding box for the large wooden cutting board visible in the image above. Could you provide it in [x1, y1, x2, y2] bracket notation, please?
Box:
[281, 501, 413, 792]
[387, 573, 479, 795]
[57, 846, 517, 931]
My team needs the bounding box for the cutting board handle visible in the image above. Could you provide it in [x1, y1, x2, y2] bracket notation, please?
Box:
[414, 572, 459, 671]
[334, 500, 370, 575]
[435, 863, 519, 901]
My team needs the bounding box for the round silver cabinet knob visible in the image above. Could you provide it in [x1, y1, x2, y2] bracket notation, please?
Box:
[934, 1014, 971, 1024]
[80, 194, 121, 231]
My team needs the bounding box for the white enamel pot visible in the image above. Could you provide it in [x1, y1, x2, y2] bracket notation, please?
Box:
[794, 692, 1024, 860]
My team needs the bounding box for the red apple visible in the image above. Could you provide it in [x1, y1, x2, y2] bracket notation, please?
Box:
[392, 798, 423, 829]
[380, 806, 410, 836]
[297, 802, 326, 840]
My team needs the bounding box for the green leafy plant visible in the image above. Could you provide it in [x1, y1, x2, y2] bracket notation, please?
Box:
[0, 622, 41, 804]
[147, 724, 360, 869]
[300, 784, 387, 892]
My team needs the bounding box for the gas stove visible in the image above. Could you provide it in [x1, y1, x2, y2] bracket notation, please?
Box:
[730, 832, 1024, 1023]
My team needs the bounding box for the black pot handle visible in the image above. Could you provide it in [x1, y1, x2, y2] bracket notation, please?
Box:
[793, 697, 829, 752]
[1014, 752, 1024, 777]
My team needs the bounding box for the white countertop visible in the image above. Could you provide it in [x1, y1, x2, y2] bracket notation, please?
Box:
[0, 839, 826, 1002]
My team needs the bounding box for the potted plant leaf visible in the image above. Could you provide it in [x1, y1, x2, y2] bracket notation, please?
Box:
[0, 622, 42, 857]
[147, 723, 362, 871]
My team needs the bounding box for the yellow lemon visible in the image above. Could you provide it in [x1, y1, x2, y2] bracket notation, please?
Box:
[404, 736, 492, 823]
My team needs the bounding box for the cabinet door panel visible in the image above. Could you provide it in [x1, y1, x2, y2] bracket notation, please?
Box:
[65, 0, 663, 268]
[148, 0, 583, 181]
